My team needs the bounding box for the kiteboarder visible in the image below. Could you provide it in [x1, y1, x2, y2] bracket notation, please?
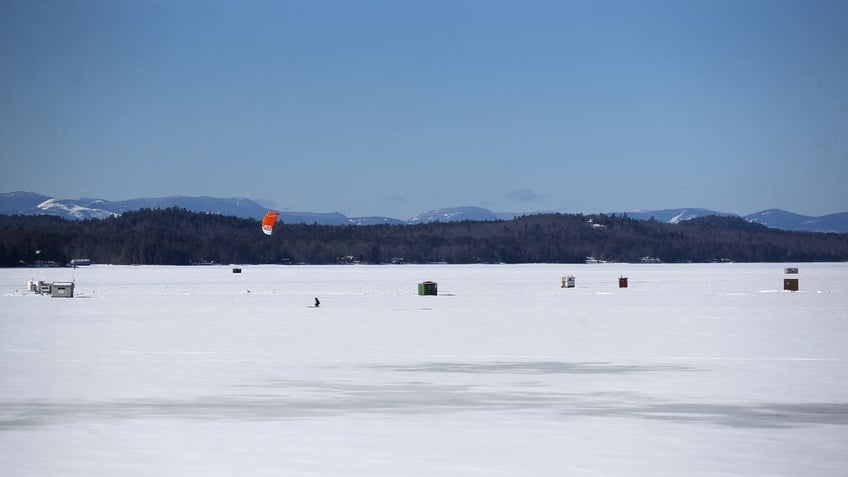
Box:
[314, 297, 320, 308]
[261, 210, 280, 235]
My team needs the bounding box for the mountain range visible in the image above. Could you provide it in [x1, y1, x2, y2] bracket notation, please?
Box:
[2, 191, 847, 233]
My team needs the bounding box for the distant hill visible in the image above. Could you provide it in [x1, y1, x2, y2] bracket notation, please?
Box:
[2, 192, 846, 233]
[408, 206, 519, 224]
[0, 192, 268, 220]
[0, 192, 53, 214]
[616, 208, 736, 223]
[0, 193, 518, 226]
[745, 209, 848, 233]
[3, 208, 846, 266]
[616, 208, 848, 233]
[0, 192, 409, 225]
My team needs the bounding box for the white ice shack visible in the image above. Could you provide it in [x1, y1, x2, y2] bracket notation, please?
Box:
[51, 282, 74, 298]
[561, 276, 575, 288]
[28, 280, 52, 294]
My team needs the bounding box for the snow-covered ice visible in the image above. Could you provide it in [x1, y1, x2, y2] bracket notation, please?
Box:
[2, 263, 847, 476]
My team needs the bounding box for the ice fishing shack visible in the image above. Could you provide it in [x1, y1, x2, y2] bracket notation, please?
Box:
[418, 281, 438, 296]
[783, 267, 799, 291]
[51, 282, 75, 298]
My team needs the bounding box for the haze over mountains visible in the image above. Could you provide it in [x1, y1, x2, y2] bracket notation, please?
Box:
[2, 191, 847, 233]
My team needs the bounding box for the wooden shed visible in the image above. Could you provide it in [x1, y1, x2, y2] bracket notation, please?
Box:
[784, 267, 799, 291]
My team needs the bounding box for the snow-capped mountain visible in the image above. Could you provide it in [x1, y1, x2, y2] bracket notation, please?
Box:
[616, 208, 848, 233]
[0, 192, 409, 225]
[408, 207, 506, 224]
[0, 192, 117, 219]
[616, 208, 736, 223]
[745, 209, 848, 233]
[37, 198, 117, 220]
[0, 193, 270, 220]
[2, 192, 846, 233]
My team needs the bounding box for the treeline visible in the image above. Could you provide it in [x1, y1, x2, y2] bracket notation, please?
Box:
[1, 208, 847, 267]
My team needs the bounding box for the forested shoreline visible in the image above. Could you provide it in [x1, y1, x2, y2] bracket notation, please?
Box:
[1, 208, 847, 267]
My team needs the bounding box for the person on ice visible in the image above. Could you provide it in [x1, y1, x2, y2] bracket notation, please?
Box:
[314, 297, 320, 308]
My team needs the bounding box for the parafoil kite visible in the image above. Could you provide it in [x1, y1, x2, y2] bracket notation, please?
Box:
[261, 210, 280, 235]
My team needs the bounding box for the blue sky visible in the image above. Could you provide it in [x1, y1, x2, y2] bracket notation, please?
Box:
[2, 0, 847, 219]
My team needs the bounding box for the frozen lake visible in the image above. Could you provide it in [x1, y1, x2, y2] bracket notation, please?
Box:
[2, 263, 847, 476]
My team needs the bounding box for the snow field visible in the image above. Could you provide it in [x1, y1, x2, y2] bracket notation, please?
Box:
[1, 263, 847, 476]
